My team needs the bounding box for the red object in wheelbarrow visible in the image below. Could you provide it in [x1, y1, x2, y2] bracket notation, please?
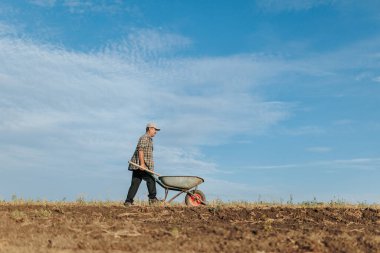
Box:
[128, 161, 206, 206]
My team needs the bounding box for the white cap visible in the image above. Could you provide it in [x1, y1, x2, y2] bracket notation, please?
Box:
[146, 122, 160, 131]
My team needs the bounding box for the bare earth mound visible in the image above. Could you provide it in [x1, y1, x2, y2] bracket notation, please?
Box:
[0, 203, 379, 252]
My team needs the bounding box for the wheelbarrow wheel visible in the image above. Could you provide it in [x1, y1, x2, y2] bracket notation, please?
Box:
[185, 190, 206, 206]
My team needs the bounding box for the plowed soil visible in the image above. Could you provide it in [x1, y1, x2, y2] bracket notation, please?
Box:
[0, 203, 379, 253]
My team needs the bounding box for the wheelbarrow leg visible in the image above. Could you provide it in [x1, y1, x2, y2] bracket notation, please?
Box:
[167, 191, 185, 203]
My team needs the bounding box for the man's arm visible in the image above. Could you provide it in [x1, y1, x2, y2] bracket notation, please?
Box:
[138, 150, 146, 168]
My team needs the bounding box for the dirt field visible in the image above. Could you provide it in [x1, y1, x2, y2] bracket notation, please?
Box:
[0, 202, 379, 253]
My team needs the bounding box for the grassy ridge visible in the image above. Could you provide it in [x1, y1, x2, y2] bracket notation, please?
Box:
[1, 196, 379, 208]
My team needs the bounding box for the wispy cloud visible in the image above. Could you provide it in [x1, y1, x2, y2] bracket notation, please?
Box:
[201, 178, 277, 201]
[28, 0, 139, 16]
[278, 126, 325, 136]
[157, 146, 218, 176]
[240, 157, 380, 171]
[62, 0, 128, 14]
[306, 146, 332, 153]
[102, 29, 192, 60]
[256, 0, 334, 12]
[0, 22, 17, 36]
[256, 0, 379, 13]
[0, 28, 291, 199]
[373, 76, 380, 83]
[28, 0, 56, 7]
[332, 119, 354, 126]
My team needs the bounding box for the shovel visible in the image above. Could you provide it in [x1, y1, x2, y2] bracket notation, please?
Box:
[128, 161, 161, 177]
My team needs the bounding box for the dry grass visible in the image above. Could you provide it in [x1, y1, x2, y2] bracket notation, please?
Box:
[1, 197, 379, 209]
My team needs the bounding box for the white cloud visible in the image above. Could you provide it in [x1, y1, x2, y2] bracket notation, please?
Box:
[278, 125, 325, 136]
[201, 178, 277, 201]
[63, 0, 91, 11]
[373, 76, 380, 82]
[28, 0, 135, 14]
[29, 0, 56, 7]
[256, 0, 379, 13]
[256, 0, 334, 12]
[333, 119, 354, 125]
[240, 157, 380, 171]
[0, 22, 17, 36]
[62, 0, 128, 14]
[102, 29, 192, 60]
[306, 146, 332, 153]
[0, 30, 291, 201]
[355, 72, 372, 81]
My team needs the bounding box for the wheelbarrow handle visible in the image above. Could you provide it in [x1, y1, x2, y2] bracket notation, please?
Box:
[128, 161, 161, 177]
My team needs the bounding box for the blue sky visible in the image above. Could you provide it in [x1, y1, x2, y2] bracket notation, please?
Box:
[1, 0, 379, 203]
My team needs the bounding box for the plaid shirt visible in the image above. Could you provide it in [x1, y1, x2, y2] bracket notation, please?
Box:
[129, 133, 154, 171]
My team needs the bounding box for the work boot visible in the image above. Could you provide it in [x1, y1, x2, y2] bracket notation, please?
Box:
[148, 197, 160, 205]
[123, 201, 133, 207]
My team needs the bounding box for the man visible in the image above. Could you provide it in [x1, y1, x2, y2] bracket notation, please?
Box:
[124, 123, 160, 206]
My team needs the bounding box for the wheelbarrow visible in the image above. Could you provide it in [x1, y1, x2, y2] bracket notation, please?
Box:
[128, 161, 206, 206]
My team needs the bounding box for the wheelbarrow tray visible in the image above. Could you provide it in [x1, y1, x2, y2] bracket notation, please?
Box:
[158, 176, 204, 190]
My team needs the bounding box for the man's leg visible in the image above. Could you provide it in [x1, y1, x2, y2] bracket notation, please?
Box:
[125, 170, 143, 203]
[142, 172, 157, 199]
